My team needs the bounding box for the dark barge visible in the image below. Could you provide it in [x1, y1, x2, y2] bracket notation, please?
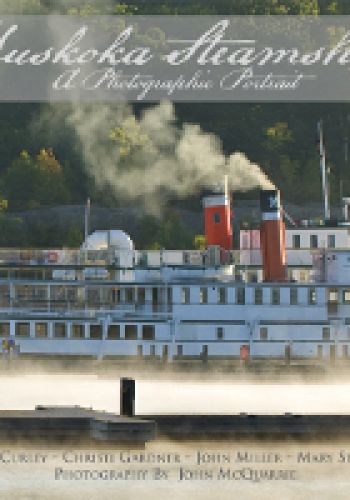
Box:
[0, 406, 155, 444]
[1, 379, 349, 443]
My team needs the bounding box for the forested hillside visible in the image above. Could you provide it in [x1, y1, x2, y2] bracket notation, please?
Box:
[0, 0, 347, 248]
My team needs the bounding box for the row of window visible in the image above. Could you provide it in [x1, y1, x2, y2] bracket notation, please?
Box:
[181, 287, 317, 306]
[259, 327, 331, 341]
[0, 322, 343, 346]
[215, 327, 332, 341]
[0, 323, 155, 340]
[292, 234, 336, 249]
[175, 342, 347, 358]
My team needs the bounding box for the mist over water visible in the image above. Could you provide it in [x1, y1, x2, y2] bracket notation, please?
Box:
[1, 372, 350, 415]
[137, 380, 350, 415]
[0, 374, 120, 413]
[1, 372, 350, 499]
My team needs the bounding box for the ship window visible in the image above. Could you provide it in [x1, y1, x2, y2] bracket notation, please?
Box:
[216, 327, 224, 339]
[200, 287, 208, 304]
[125, 288, 134, 304]
[218, 287, 226, 304]
[90, 324, 102, 339]
[328, 234, 336, 248]
[108, 325, 120, 339]
[177, 345, 183, 357]
[310, 235, 318, 249]
[15, 323, 29, 337]
[343, 290, 350, 304]
[72, 324, 84, 339]
[290, 288, 298, 305]
[260, 327, 268, 341]
[328, 289, 338, 303]
[142, 325, 155, 341]
[236, 287, 245, 305]
[167, 287, 172, 306]
[322, 327, 330, 341]
[112, 288, 120, 304]
[86, 288, 99, 306]
[308, 288, 317, 305]
[35, 323, 48, 338]
[66, 287, 77, 302]
[54, 323, 66, 338]
[181, 287, 190, 304]
[254, 288, 263, 305]
[137, 287, 145, 305]
[0, 323, 10, 336]
[125, 325, 138, 340]
[271, 288, 280, 305]
[213, 212, 220, 224]
[300, 270, 307, 282]
[150, 345, 156, 356]
[292, 235, 300, 249]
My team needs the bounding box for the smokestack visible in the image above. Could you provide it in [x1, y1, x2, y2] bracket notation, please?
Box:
[260, 190, 286, 282]
[203, 183, 233, 250]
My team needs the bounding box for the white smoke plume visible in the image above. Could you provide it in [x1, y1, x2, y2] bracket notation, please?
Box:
[36, 101, 274, 213]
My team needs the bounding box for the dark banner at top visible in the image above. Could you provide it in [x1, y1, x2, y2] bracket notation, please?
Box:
[0, 16, 349, 101]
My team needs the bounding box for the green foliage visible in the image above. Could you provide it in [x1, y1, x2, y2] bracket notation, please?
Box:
[0, 215, 24, 246]
[136, 212, 192, 249]
[158, 212, 192, 249]
[0, 199, 8, 213]
[23, 220, 83, 248]
[66, 3, 136, 15]
[0, 0, 348, 247]
[299, 158, 322, 201]
[264, 122, 293, 152]
[0, 0, 345, 16]
[0, 0, 45, 14]
[193, 234, 207, 250]
[110, 116, 151, 157]
[136, 214, 161, 249]
[0, 0, 335, 16]
[2, 149, 70, 210]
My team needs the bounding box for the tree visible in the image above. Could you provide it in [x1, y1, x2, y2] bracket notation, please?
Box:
[193, 234, 207, 250]
[0, 215, 24, 246]
[2, 149, 70, 210]
[158, 212, 192, 249]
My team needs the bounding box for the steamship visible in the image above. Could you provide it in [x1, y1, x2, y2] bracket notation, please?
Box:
[1, 187, 350, 363]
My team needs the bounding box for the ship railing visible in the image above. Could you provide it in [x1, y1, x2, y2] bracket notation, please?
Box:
[2, 301, 162, 314]
[0, 248, 243, 269]
[133, 250, 240, 268]
[0, 307, 172, 320]
[0, 248, 118, 267]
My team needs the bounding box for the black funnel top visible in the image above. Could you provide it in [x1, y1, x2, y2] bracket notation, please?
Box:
[260, 190, 280, 213]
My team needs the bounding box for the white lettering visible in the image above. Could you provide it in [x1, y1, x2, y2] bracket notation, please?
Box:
[165, 20, 229, 65]
[52, 68, 81, 89]
[52, 26, 88, 65]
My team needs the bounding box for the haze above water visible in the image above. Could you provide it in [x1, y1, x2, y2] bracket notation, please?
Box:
[1, 373, 350, 414]
[1, 373, 350, 499]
